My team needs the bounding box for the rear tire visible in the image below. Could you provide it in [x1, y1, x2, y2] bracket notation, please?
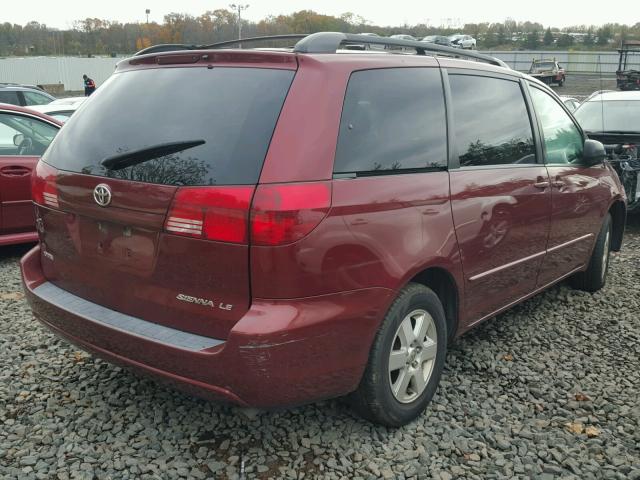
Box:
[570, 214, 611, 292]
[349, 283, 447, 427]
[558, 77, 565, 87]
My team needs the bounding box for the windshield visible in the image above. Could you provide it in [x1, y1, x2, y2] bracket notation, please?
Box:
[531, 62, 555, 71]
[42, 66, 294, 186]
[575, 100, 640, 133]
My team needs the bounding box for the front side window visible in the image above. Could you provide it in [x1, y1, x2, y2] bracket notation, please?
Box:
[449, 75, 536, 167]
[530, 87, 584, 165]
[0, 113, 58, 156]
[334, 67, 447, 174]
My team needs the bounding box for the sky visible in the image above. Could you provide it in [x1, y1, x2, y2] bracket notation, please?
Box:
[5, 0, 638, 30]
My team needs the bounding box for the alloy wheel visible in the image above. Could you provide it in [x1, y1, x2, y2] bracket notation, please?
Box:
[388, 309, 438, 403]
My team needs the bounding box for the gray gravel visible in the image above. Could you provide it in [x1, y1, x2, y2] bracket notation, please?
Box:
[1, 216, 639, 480]
[550, 74, 617, 100]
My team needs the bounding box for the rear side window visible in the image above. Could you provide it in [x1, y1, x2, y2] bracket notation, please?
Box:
[42, 67, 294, 186]
[0, 91, 20, 105]
[449, 75, 536, 167]
[22, 91, 52, 106]
[334, 68, 447, 174]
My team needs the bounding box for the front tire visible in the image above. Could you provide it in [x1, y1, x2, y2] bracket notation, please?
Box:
[350, 283, 447, 427]
[570, 214, 611, 292]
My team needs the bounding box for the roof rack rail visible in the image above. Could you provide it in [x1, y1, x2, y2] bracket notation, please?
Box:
[133, 32, 509, 69]
[134, 35, 308, 56]
[293, 32, 509, 68]
[135, 44, 198, 56]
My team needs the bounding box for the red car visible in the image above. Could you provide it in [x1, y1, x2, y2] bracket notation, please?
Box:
[22, 33, 626, 426]
[0, 104, 61, 246]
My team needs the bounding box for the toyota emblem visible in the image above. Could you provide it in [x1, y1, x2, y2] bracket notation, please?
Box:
[93, 184, 112, 207]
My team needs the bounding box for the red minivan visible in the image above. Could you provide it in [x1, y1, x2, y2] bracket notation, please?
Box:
[21, 33, 627, 426]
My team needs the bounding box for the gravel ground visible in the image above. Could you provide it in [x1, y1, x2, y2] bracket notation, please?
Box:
[1, 216, 639, 480]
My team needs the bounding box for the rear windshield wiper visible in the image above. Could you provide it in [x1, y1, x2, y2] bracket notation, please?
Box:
[101, 139, 206, 170]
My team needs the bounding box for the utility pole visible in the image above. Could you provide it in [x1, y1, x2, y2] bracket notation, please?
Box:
[229, 3, 249, 42]
[145, 9, 150, 24]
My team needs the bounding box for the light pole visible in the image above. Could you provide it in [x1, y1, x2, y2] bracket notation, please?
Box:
[229, 4, 249, 42]
[145, 9, 150, 25]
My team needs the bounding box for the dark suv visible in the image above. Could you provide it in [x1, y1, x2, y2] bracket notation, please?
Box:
[22, 33, 626, 426]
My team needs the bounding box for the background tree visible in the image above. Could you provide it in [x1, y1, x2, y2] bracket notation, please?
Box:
[524, 30, 539, 49]
[584, 28, 595, 47]
[0, 11, 639, 56]
[597, 25, 613, 45]
[556, 34, 575, 48]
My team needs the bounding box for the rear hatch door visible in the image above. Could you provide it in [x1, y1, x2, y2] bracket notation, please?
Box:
[36, 62, 295, 339]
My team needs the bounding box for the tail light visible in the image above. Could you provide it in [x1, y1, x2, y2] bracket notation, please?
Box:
[32, 161, 59, 208]
[165, 182, 332, 246]
[250, 182, 332, 246]
[165, 186, 254, 243]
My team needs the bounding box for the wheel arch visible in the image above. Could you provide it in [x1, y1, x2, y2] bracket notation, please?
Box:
[408, 266, 460, 341]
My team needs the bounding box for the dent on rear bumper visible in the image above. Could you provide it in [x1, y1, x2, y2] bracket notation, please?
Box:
[21, 245, 394, 407]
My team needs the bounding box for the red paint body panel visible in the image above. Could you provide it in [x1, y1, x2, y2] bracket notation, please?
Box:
[23, 245, 393, 407]
[38, 170, 253, 339]
[251, 173, 462, 298]
[537, 164, 615, 285]
[0, 105, 61, 246]
[449, 166, 552, 324]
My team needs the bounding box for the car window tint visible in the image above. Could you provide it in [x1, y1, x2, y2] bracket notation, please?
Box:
[0, 113, 58, 156]
[530, 87, 584, 165]
[334, 68, 447, 173]
[22, 91, 52, 106]
[0, 91, 20, 105]
[449, 75, 536, 167]
[42, 67, 294, 186]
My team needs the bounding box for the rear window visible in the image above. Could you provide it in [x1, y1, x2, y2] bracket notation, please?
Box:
[42, 67, 294, 186]
[575, 100, 640, 133]
[334, 68, 447, 174]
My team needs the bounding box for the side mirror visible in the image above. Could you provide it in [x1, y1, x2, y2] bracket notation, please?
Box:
[13, 133, 24, 146]
[583, 139, 606, 166]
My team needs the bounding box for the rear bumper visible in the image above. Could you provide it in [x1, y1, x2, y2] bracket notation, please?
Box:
[21, 245, 393, 408]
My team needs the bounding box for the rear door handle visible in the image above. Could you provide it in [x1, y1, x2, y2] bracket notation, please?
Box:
[0, 165, 31, 176]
